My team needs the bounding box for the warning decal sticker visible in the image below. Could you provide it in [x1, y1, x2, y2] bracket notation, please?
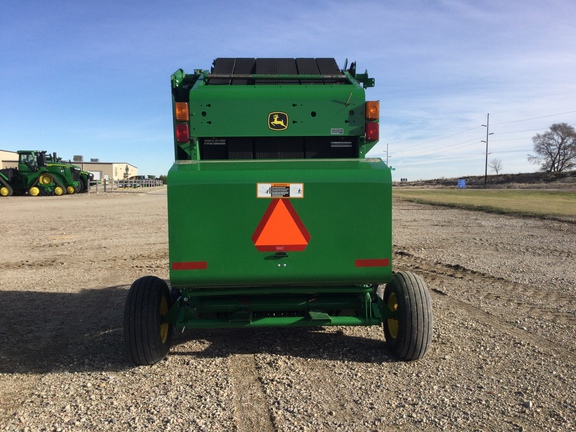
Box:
[257, 183, 304, 199]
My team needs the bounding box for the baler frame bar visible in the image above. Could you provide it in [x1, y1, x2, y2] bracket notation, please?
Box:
[164, 290, 395, 330]
[169, 315, 384, 329]
[205, 73, 349, 81]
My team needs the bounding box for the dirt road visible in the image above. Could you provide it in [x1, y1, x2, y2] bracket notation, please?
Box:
[1, 190, 574, 431]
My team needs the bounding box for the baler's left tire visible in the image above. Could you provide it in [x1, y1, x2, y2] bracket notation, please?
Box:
[383, 271, 433, 361]
[124, 276, 173, 365]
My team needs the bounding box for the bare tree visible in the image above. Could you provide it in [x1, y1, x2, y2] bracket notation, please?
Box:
[528, 123, 576, 172]
[489, 158, 503, 175]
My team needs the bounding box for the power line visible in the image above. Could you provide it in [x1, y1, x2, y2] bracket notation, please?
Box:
[388, 110, 576, 161]
[490, 149, 531, 154]
[494, 127, 547, 135]
[395, 136, 483, 157]
[491, 137, 533, 142]
[392, 125, 483, 151]
[491, 110, 576, 125]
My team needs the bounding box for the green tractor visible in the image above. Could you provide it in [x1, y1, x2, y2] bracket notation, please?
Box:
[124, 58, 433, 365]
[45, 153, 93, 193]
[0, 150, 79, 196]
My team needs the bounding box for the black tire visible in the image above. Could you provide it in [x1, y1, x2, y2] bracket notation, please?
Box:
[76, 178, 85, 193]
[124, 276, 173, 365]
[382, 271, 433, 361]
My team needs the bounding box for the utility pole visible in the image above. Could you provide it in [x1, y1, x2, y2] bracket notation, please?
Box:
[386, 142, 389, 165]
[481, 113, 494, 187]
[382, 142, 390, 165]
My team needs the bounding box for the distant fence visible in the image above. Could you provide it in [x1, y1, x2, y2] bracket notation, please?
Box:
[88, 179, 165, 193]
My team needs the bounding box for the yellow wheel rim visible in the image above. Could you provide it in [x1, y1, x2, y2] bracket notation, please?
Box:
[54, 186, 64, 196]
[0, 187, 9, 197]
[67, 186, 75, 194]
[39, 174, 52, 185]
[387, 292, 399, 339]
[159, 296, 169, 343]
[29, 186, 40, 196]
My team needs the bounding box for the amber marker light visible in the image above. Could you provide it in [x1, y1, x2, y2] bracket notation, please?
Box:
[365, 101, 379, 120]
[175, 102, 189, 121]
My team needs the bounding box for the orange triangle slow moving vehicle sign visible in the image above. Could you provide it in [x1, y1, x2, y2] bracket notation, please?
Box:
[252, 199, 311, 252]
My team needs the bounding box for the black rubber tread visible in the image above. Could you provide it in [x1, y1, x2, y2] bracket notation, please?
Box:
[76, 177, 85, 193]
[295, 58, 321, 74]
[255, 58, 299, 84]
[124, 276, 173, 365]
[231, 58, 256, 85]
[0, 177, 13, 197]
[209, 58, 344, 85]
[383, 271, 433, 361]
[211, 58, 257, 84]
[211, 58, 236, 84]
[316, 58, 340, 83]
[295, 58, 322, 84]
[316, 58, 340, 75]
[51, 175, 68, 195]
[212, 57, 236, 74]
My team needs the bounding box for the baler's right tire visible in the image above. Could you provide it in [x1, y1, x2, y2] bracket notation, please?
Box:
[124, 276, 173, 365]
[383, 271, 433, 361]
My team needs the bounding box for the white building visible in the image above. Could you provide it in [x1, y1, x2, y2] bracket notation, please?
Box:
[0, 150, 138, 181]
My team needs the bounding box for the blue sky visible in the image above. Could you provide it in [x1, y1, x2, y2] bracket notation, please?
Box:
[1, 0, 575, 180]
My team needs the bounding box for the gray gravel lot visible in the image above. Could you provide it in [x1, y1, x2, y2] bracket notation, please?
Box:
[1, 190, 574, 431]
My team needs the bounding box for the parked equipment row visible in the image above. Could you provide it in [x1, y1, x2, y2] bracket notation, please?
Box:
[0, 150, 93, 197]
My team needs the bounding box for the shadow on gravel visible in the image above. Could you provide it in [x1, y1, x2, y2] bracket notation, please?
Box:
[0, 285, 395, 374]
[0, 286, 131, 375]
[170, 327, 397, 364]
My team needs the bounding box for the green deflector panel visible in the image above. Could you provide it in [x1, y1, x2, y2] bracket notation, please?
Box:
[168, 158, 391, 289]
[188, 85, 366, 138]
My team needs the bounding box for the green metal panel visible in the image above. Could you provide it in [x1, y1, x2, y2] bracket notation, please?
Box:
[171, 60, 379, 162]
[188, 84, 366, 138]
[168, 158, 392, 289]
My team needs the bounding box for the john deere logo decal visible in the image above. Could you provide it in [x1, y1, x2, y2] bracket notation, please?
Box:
[268, 112, 288, 131]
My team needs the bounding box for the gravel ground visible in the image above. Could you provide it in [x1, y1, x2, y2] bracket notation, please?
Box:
[0, 190, 574, 431]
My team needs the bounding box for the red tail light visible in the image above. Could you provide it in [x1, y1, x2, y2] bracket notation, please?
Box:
[365, 122, 379, 141]
[176, 124, 189, 143]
